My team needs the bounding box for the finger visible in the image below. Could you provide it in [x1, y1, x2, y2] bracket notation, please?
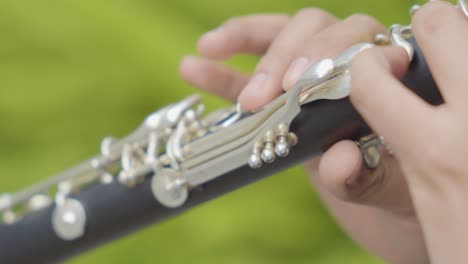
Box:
[179, 55, 249, 101]
[412, 1, 468, 106]
[283, 14, 387, 91]
[318, 141, 414, 216]
[350, 46, 434, 155]
[238, 8, 338, 111]
[197, 14, 290, 60]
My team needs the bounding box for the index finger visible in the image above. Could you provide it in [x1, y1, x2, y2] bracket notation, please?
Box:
[197, 14, 290, 59]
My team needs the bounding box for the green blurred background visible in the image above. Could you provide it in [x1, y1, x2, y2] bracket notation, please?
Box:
[0, 0, 426, 263]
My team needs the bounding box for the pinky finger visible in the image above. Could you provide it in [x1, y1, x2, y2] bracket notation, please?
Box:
[179, 56, 250, 101]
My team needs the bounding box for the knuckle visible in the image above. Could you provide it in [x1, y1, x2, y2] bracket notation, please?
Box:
[413, 2, 455, 36]
[294, 8, 332, 23]
[353, 48, 383, 73]
[222, 16, 243, 29]
[255, 52, 285, 73]
[423, 145, 459, 179]
[222, 16, 253, 49]
[259, 44, 304, 72]
[274, 13, 291, 22]
[422, 123, 461, 179]
[345, 13, 383, 32]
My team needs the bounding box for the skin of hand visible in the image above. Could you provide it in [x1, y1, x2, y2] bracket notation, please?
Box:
[179, 8, 429, 264]
[350, 1, 468, 263]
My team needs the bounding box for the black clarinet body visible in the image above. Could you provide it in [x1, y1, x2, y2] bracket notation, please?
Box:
[0, 37, 442, 263]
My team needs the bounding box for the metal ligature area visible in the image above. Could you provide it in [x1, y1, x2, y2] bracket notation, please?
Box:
[0, 4, 448, 262]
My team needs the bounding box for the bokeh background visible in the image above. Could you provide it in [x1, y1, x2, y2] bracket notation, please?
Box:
[0, 0, 427, 263]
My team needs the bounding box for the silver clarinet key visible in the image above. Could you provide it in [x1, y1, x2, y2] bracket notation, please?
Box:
[151, 169, 188, 208]
[246, 44, 372, 169]
[459, 0, 468, 18]
[52, 198, 86, 241]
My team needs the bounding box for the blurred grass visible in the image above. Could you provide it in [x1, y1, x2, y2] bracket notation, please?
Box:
[0, 0, 426, 263]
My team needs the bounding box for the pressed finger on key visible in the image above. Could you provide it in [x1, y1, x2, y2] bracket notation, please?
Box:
[238, 8, 337, 111]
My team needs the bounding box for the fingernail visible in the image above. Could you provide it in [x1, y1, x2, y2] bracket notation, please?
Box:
[345, 173, 361, 189]
[345, 163, 385, 195]
[239, 73, 268, 108]
[244, 73, 267, 94]
[283, 57, 310, 90]
[345, 162, 363, 189]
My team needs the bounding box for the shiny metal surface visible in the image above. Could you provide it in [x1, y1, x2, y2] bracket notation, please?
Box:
[52, 199, 86, 241]
[151, 169, 188, 208]
[0, 20, 419, 240]
[390, 24, 414, 61]
[460, 0, 468, 18]
[409, 4, 421, 17]
[357, 135, 383, 169]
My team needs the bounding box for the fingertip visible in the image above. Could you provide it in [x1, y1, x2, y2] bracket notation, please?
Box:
[179, 55, 198, 82]
[179, 55, 196, 71]
[381, 46, 410, 79]
[238, 73, 281, 111]
[318, 141, 362, 198]
[282, 57, 310, 91]
[238, 96, 268, 112]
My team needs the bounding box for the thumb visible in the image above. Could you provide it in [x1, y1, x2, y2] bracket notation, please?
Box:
[318, 140, 414, 217]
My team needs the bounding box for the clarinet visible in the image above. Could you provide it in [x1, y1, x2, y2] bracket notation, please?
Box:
[0, 22, 443, 263]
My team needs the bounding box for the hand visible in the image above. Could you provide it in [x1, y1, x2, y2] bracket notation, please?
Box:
[180, 9, 428, 263]
[350, 1, 468, 263]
